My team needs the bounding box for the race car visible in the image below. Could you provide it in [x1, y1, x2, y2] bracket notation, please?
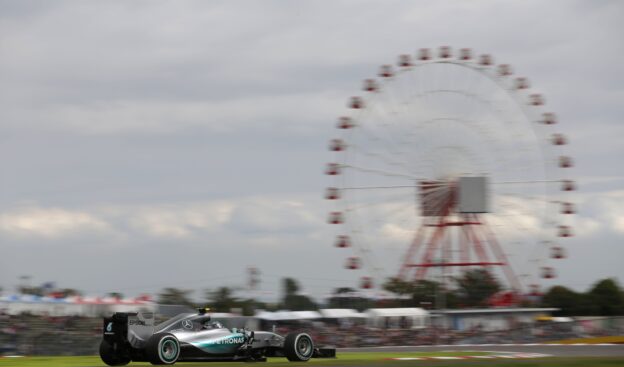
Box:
[99, 308, 336, 365]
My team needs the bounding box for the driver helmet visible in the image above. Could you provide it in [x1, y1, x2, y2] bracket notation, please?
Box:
[203, 321, 223, 330]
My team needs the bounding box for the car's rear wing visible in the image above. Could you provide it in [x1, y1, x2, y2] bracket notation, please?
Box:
[103, 312, 155, 348]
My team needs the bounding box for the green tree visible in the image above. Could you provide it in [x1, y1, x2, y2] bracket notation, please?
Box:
[455, 269, 501, 307]
[157, 288, 195, 307]
[588, 278, 624, 316]
[383, 278, 452, 309]
[19, 285, 44, 296]
[383, 278, 416, 296]
[206, 287, 238, 312]
[281, 278, 317, 310]
[283, 294, 317, 311]
[56, 288, 82, 297]
[444, 290, 460, 309]
[411, 280, 441, 308]
[283, 278, 299, 295]
[326, 287, 373, 311]
[542, 285, 583, 316]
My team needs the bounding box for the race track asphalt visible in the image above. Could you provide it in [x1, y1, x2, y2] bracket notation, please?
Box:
[341, 344, 624, 357]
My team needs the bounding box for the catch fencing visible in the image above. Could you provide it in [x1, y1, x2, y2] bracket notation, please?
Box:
[1, 313, 622, 355]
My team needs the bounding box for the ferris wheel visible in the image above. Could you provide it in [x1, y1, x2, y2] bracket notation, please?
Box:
[325, 46, 575, 296]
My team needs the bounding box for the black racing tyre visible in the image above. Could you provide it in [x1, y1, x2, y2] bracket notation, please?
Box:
[146, 333, 180, 365]
[283, 332, 314, 362]
[99, 340, 131, 366]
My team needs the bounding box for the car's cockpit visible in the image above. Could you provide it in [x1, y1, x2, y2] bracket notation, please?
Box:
[203, 321, 224, 330]
[155, 313, 226, 333]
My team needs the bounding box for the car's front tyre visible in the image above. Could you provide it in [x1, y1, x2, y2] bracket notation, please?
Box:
[99, 340, 131, 366]
[284, 332, 314, 362]
[146, 333, 180, 365]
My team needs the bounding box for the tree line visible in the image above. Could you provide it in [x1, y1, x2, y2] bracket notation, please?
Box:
[156, 270, 624, 316]
[542, 279, 624, 316]
[157, 277, 316, 315]
[12, 271, 624, 316]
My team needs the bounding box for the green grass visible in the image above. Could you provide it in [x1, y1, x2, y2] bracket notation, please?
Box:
[1, 354, 624, 367]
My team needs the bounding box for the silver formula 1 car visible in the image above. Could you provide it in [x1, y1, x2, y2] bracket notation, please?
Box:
[100, 308, 335, 365]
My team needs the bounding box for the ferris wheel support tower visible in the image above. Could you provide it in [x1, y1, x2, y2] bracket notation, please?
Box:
[398, 178, 522, 291]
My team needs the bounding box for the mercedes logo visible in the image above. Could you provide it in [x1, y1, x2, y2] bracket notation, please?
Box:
[182, 320, 193, 329]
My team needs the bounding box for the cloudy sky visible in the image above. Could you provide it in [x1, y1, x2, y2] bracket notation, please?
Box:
[0, 0, 622, 302]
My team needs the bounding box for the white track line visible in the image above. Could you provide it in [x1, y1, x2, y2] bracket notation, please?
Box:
[350, 343, 618, 348]
[388, 352, 552, 360]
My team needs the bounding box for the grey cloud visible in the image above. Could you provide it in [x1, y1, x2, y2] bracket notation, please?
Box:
[0, 0, 622, 299]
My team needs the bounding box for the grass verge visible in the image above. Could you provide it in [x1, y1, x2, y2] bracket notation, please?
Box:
[545, 336, 624, 344]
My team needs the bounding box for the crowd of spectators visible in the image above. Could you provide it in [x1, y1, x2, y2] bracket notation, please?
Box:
[1, 311, 622, 356]
[275, 321, 590, 348]
[0, 311, 101, 355]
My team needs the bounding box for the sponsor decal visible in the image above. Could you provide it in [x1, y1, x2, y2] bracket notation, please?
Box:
[129, 319, 146, 326]
[205, 336, 245, 345]
[182, 320, 193, 330]
[195, 334, 246, 348]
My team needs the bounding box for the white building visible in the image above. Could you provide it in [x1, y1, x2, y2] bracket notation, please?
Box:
[433, 307, 558, 331]
[364, 308, 429, 329]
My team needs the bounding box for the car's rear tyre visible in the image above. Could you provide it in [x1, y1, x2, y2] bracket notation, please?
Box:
[99, 340, 131, 366]
[284, 332, 314, 362]
[146, 333, 180, 365]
